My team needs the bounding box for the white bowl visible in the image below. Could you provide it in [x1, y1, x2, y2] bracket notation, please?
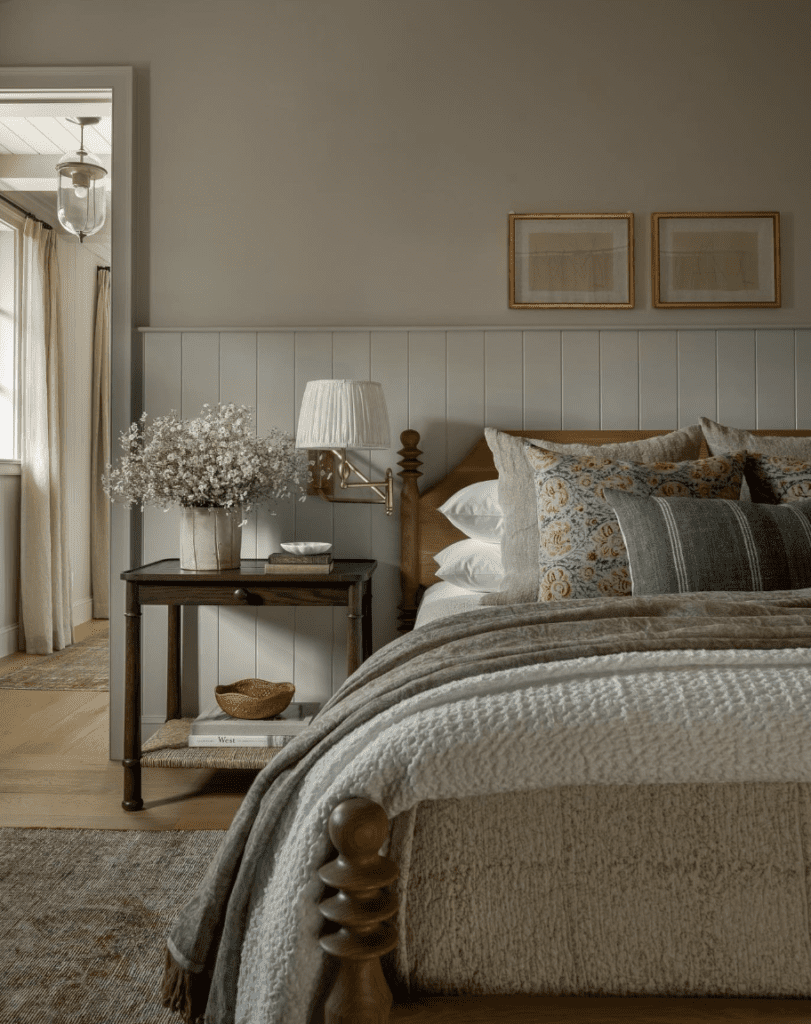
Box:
[280, 542, 332, 555]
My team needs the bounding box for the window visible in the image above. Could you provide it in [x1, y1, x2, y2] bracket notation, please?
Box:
[0, 201, 23, 461]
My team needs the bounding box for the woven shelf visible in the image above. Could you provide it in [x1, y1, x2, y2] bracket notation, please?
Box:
[140, 717, 284, 770]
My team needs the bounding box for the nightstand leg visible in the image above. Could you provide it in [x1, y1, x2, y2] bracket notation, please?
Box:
[167, 604, 181, 719]
[361, 580, 373, 662]
[122, 581, 143, 811]
[347, 583, 363, 678]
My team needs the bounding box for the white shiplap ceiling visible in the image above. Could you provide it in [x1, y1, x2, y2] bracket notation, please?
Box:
[0, 91, 112, 258]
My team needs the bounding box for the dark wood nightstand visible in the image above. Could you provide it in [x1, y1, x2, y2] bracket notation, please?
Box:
[119, 558, 377, 811]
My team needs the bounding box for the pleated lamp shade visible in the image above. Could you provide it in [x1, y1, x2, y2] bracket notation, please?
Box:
[295, 380, 391, 450]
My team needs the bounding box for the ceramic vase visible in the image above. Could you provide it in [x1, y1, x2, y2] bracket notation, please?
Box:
[179, 506, 242, 570]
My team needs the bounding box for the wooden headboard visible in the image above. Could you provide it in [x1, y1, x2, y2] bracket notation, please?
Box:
[395, 427, 811, 633]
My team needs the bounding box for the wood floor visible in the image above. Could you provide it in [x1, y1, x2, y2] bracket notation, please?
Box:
[1, 629, 810, 1021]
[0, 625, 256, 830]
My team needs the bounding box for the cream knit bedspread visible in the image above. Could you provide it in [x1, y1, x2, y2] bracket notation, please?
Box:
[163, 590, 811, 1024]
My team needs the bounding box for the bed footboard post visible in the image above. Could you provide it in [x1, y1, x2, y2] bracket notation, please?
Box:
[397, 429, 422, 633]
[318, 797, 399, 1024]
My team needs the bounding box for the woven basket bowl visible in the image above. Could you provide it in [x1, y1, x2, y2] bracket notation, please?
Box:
[215, 679, 295, 720]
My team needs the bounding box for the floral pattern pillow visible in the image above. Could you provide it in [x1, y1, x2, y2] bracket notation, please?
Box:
[523, 442, 746, 601]
[745, 453, 811, 504]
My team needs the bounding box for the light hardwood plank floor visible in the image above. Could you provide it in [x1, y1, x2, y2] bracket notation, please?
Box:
[0, 682, 256, 830]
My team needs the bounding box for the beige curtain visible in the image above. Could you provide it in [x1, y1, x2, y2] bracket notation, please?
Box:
[19, 218, 73, 653]
[90, 267, 110, 619]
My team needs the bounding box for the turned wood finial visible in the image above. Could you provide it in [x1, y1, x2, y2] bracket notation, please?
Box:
[397, 430, 422, 634]
[318, 798, 399, 1024]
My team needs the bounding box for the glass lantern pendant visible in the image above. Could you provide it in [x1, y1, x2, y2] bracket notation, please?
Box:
[56, 116, 107, 243]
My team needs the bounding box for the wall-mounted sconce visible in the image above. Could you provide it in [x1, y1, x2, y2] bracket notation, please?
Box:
[295, 380, 394, 515]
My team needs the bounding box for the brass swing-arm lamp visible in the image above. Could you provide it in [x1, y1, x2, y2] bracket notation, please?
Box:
[295, 380, 395, 515]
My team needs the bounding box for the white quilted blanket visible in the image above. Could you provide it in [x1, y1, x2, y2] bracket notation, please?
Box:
[163, 591, 811, 1024]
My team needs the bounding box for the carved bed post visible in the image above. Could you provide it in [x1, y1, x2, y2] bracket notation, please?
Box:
[318, 798, 399, 1024]
[397, 429, 422, 633]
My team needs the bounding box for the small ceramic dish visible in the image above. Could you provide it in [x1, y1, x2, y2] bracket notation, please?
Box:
[280, 542, 332, 555]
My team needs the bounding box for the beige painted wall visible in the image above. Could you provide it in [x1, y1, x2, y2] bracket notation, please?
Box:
[0, 0, 808, 328]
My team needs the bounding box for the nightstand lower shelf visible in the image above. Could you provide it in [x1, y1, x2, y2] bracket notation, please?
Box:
[140, 718, 284, 770]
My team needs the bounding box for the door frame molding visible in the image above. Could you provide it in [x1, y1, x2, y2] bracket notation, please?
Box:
[0, 65, 135, 760]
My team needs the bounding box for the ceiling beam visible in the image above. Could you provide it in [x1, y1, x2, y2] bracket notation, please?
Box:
[0, 153, 112, 191]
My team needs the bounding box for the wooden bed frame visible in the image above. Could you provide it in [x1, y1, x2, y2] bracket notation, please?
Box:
[316, 427, 811, 1024]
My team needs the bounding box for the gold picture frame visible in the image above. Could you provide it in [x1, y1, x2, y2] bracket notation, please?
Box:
[652, 212, 780, 308]
[509, 213, 634, 309]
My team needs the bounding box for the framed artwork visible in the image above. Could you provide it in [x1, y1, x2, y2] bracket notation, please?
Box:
[509, 213, 634, 309]
[652, 212, 780, 308]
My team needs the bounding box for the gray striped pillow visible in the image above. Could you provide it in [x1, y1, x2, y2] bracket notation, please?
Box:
[606, 490, 811, 595]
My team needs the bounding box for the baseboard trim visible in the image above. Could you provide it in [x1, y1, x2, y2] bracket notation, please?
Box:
[0, 622, 18, 658]
[72, 597, 94, 629]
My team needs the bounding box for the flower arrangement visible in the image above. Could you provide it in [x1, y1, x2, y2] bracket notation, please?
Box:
[103, 403, 308, 520]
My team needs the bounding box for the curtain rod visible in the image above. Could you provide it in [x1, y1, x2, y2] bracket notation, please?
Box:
[97, 265, 111, 272]
[0, 193, 53, 229]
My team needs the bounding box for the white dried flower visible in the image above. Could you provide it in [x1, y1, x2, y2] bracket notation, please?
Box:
[102, 403, 308, 521]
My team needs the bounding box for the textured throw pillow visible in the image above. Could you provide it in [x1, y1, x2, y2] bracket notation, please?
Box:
[433, 538, 505, 593]
[744, 453, 811, 504]
[523, 444, 745, 601]
[700, 417, 811, 502]
[481, 424, 704, 606]
[606, 490, 811, 595]
[438, 479, 503, 543]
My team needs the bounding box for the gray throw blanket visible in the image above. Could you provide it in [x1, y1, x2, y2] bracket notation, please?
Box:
[162, 590, 811, 1023]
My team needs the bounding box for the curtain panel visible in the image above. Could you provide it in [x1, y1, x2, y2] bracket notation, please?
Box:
[90, 267, 110, 619]
[19, 218, 73, 654]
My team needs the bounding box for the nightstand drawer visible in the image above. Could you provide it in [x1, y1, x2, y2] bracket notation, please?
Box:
[137, 583, 350, 607]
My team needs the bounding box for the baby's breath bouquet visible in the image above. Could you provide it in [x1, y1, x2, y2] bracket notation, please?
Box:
[103, 403, 308, 522]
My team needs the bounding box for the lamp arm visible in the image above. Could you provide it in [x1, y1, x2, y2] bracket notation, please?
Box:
[331, 449, 394, 515]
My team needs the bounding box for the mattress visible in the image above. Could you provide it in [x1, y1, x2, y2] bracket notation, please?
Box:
[414, 580, 483, 628]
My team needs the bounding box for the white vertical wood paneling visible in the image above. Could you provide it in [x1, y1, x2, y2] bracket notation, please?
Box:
[561, 331, 599, 429]
[142, 333, 182, 731]
[408, 331, 447, 487]
[756, 329, 795, 428]
[797, 330, 811, 428]
[218, 333, 260, 693]
[139, 323, 811, 735]
[677, 331, 716, 428]
[446, 331, 484, 463]
[330, 332, 372, 690]
[639, 331, 678, 429]
[181, 332, 220, 716]
[717, 330, 756, 428]
[293, 332, 334, 700]
[370, 332, 408, 653]
[600, 331, 638, 429]
[523, 331, 561, 429]
[484, 331, 523, 430]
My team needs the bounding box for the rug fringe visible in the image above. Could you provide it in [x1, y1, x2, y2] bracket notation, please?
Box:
[161, 946, 210, 1024]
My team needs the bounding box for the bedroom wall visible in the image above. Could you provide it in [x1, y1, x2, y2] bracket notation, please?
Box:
[1, 0, 808, 753]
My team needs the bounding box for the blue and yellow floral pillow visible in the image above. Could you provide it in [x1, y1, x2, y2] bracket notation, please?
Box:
[522, 441, 745, 601]
[745, 453, 811, 504]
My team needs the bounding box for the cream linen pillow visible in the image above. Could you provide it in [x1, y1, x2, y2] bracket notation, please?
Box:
[481, 424, 703, 606]
[700, 417, 811, 501]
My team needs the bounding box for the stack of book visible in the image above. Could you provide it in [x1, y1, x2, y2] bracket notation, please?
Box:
[265, 552, 333, 574]
[187, 702, 321, 747]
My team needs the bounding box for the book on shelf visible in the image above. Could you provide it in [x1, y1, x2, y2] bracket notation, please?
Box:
[267, 552, 332, 564]
[264, 561, 333, 574]
[188, 733, 294, 748]
[189, 703, 320, 740]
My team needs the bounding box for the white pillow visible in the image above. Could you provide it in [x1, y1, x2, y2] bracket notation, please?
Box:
[438, 479, 503, 543]
[433, 538, 504, 593]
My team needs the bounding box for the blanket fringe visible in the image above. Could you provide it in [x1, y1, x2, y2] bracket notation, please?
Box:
[161, 946, 210, 1024]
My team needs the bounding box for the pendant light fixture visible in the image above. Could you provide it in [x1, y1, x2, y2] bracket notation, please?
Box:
[56, 116, 107, 243]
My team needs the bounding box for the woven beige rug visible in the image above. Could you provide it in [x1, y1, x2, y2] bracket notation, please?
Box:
[0, 629, 108, 691]
[0, 826, 224, 1023]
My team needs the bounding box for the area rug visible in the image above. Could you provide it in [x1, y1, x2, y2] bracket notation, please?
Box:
[0, 827, 225, 1023]
[0, 632, 108, 691]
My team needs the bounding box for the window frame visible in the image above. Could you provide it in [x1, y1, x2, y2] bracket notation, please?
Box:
[0, 198, 24, 466]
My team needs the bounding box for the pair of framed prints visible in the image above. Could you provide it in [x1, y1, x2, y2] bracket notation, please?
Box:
[508, 212, 781, 310]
